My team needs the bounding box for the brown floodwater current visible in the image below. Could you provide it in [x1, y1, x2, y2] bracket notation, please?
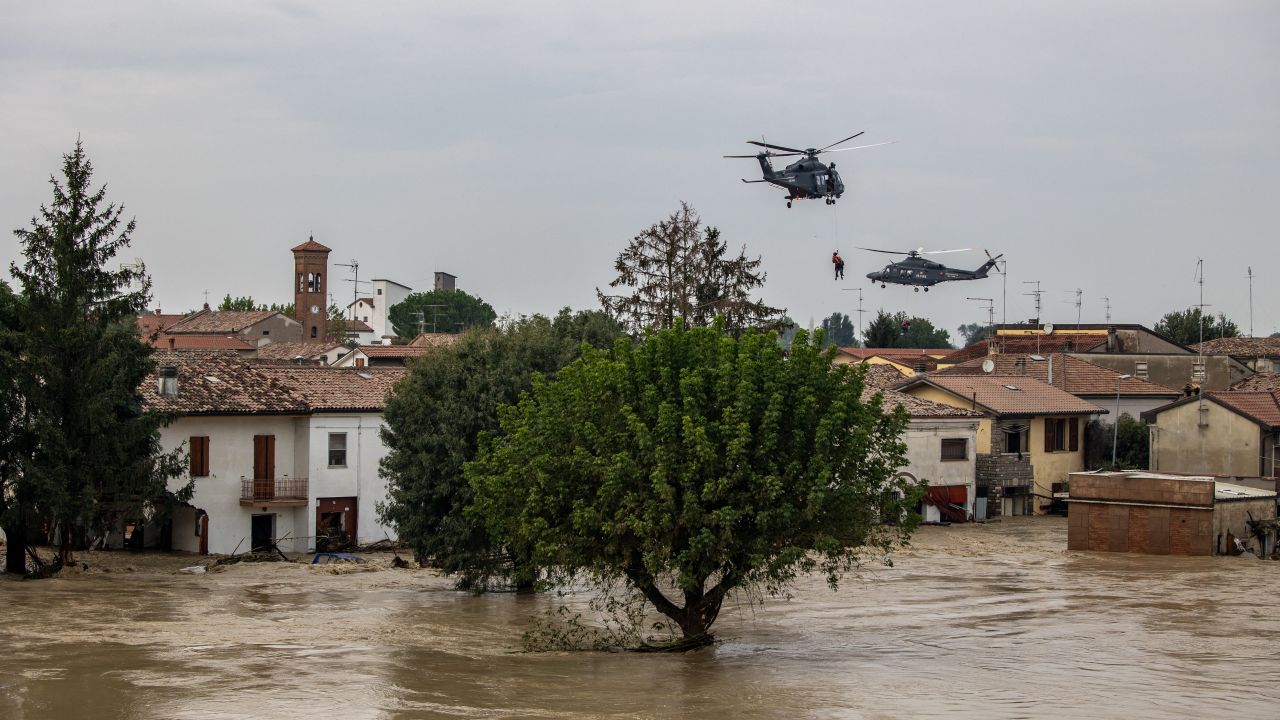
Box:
[2, 517, 1276, 719]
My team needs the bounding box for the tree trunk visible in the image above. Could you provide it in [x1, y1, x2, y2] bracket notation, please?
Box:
[3, 523, 26, 575]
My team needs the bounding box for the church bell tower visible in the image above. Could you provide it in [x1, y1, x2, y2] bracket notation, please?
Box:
[291, 236, 331, 340]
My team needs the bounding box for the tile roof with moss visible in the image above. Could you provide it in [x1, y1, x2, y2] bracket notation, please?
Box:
[1232, 372, 1280, 392]
[938, 334, 1108, 365]
[143, 351, 404, 415]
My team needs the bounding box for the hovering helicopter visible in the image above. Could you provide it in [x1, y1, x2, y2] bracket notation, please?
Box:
[863, 248, 1004, 292]
[724, 132, 893, 208]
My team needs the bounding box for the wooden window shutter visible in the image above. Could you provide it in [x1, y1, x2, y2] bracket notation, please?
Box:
[1044, 417, 1055, 453]
[190, 436, 209, 477]
[1069, 417, 1080, 452]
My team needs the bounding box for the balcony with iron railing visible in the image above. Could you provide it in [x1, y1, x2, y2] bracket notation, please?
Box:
[240, 477, 309, 507]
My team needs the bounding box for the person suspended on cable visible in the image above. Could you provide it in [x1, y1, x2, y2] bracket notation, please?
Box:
[832, 251, 845, 280]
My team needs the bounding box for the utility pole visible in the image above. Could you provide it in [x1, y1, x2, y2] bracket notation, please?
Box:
[999, 259, 1008, 326]
[1022, 280, 1042, 325]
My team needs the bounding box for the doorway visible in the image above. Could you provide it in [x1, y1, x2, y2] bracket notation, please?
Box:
[251, 514, 275, 551]
[316, 497, 358, 551]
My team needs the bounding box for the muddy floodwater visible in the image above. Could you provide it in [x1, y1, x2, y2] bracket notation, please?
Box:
[2, 517, 1277, 719]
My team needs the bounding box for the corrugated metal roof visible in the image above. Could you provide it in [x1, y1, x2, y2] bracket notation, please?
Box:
[1214, 482, 1278, 501]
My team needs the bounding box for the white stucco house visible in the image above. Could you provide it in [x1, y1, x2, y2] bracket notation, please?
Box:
[861, 364, 983, 522]
[142, 351, 406, 555]
[345, 278, 413, 341]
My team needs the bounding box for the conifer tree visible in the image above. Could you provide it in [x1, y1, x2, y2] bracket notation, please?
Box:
[598, 202, 783, 334]
[6, 141, 188, 570]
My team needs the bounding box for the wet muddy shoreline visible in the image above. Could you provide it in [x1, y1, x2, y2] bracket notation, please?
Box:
[3, 517, 1276, 719]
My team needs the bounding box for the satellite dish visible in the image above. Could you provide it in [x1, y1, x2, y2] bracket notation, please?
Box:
[1043, 323, 1055, 335]
[981, 359, 995, 373]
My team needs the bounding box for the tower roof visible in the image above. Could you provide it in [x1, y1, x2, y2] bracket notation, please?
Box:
[291, 236, 331, 253]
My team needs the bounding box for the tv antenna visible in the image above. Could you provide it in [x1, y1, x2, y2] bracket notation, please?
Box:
[1022, 280, 1042, 325]
[421, 304, 447, 334]
[1102, 296, 1111, 324]
[1063, 288, 1082, 331]
[967, 297, 995, 341]
[1246, 266, 1254, 337]
[841, 287, 866, 345]
[336, 259, 370, 321]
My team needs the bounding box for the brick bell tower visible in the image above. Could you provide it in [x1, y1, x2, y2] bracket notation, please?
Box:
[291, 235, 331, 340]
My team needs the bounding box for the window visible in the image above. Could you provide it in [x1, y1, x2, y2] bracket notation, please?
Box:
[311, 326, 318, 338]
[941, 438, 967, 461]
[376, 288, 383, 295]
[189, 436, 210, 477]
[355, 357, 366, 368]
[1135, 361, 1148, 380]
[1191, 362, 1205, 383]
[328, 433, 347, 467]
[262, 329, 269, 336]
[1043, 417, 1079, 453]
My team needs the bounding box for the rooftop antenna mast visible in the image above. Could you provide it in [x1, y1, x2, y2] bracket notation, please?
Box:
[423, 304, 447, 334]
[1246, 266, 1254, 337]
[1022, 280, 1042, 325]
[996, 259, 1008, 326]
[1102, 296, 1111, 324]
[1064, 288, 1083, 332]
[841, 287, 866, 345]
[967, 297, 995, 341]
[335, 259, 368, 322]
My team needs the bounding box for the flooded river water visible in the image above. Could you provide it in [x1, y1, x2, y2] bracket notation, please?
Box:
[2, 517, 1276, 719]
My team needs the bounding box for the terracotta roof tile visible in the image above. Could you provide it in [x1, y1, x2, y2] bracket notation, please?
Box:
[136, 312, 187, 337]
[253, 341, 338, 361]
[346, 319, 374, 332]
[839, 347, 953, 361]
[1191, 337, 1280, 358]
[934, 353, 1180, 397]
[165, 310, 282, 334]
[143, 351, 309, 414]
[1207, 391, 1280, 428]
[143, 351, 404, 415]
[291, 238, 331, 253]
[859, 363, 913, 391]
[939, 335, 1108, 365]
[408, 333, 462, 348]
[257, 366, 406, 412]
[150, 334, 256, 351]
[1232, 372, 1280, 392]
[864, 387, 984, 419]
[903, 375, 1107, 417]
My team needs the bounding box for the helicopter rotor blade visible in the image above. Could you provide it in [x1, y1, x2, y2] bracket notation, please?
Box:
[746, 140, 807, 154]
[920, 247, 974, 255]
[723, 154, 762, 158]
[857, 247, 911, 255]
[824, 141, 896, 153]
[819, 132, 865, 152]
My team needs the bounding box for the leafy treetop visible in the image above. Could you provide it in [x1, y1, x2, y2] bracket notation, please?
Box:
[466, 321, 918, 645]
[1154, 307, 1240, 345]
[389, 289, 497, 338]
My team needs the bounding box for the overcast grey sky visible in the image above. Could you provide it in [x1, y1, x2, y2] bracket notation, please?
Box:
[3, 1, 1277, 342]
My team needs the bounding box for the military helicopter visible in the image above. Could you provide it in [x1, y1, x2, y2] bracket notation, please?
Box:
[724, 132, 892, 208]
[863, 248, 1004, 292]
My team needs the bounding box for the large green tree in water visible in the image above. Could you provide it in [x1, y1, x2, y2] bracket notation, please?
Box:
[467, 321, 918, 647]
[5, 141, 188, 572]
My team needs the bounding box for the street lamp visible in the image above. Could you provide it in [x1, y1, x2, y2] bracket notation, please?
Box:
[1112, 374, 1132, 468]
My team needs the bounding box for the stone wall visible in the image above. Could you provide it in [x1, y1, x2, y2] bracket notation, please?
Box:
[976, 453, 1033, 517]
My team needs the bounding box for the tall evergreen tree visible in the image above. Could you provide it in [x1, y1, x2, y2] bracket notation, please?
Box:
[0, 281, 27, 573]
[7, 141, 188, 570]
[388, 289, 497, 338]
[598, 202, 783, 334]
[821, 312, 857, 347]
[1154, 307, 1240, 345]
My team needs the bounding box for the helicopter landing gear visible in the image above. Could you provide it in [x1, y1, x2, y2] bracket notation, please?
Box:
[914, 287, 919, 292]
[786, 200, 792, 208]
[924, 287, 929, 292]
[881, 284, 886, 289]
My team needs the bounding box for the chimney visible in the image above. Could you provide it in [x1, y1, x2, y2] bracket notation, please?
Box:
[1106, 325, 1117, 353]
[158, 365, 179, 397]
[434, 271, 457, 292]
[168, 337, 175, 350]
[202, 302, 210, 311]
